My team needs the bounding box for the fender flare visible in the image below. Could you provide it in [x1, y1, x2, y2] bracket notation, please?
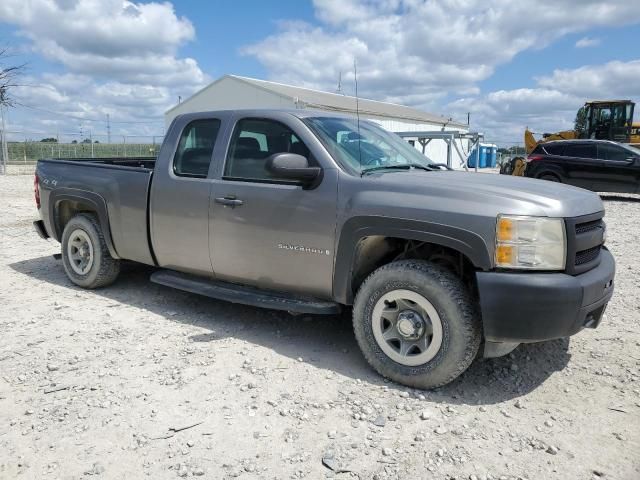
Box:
[332, 216, 492, 304]
[49, 188, 119, 259]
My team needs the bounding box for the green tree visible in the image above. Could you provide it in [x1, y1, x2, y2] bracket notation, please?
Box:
[40, 137, 58, 143]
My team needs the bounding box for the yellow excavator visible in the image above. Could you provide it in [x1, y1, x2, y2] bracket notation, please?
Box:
[525, 100, 640, 154]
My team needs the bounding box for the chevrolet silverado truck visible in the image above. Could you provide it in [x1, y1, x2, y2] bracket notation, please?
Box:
[33, 109, 615, 388]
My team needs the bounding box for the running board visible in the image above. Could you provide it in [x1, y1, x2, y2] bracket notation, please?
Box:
[150, 269, 341, 315]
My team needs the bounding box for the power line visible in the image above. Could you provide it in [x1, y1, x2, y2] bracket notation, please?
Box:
[5, 129, 164, 137]
[14, 102, 165, 124]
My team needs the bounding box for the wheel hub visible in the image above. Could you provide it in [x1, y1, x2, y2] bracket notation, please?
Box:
[67, 228, 94, 275]
[396, 310, 425, 340]
[371, 290, 443, 367]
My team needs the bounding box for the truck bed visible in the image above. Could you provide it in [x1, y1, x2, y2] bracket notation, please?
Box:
[40, 156, 156, 170]
[36, 157, 156, 266]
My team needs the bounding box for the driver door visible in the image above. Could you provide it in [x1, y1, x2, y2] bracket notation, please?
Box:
[209, 116, 338, 298]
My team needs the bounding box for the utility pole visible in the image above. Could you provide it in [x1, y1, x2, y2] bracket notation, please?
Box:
[106, 114, 111, 143]
[467, 112, 470, 126]
[0, 105, 8, 174]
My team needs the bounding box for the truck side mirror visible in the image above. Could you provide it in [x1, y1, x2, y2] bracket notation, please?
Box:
[265, 153, 321, 184]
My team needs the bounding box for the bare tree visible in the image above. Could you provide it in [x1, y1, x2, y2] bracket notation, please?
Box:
[0, 48, 25, 107]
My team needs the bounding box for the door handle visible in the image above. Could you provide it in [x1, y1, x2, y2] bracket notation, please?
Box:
[215, 196, 244, 207]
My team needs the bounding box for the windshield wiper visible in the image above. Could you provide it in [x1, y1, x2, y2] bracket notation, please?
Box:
[361, 163, 438, 175]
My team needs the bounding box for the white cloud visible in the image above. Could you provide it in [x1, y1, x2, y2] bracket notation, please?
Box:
[8, 74, 170, 139]
[244, 0, 640, 113]
[536, 60, 640, 98]
[243, 0, 640, 145]
[446, 59, 640, 144]
[575, 36, 601, 48]
[0, 0, 204, 87]
[0, 0, 210, 136]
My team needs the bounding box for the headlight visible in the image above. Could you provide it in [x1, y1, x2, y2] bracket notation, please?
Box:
[495, 215, 566, 270]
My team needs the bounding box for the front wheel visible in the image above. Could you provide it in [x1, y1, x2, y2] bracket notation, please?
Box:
[61, 213, 120, 289]
[353, 260, 481, 389]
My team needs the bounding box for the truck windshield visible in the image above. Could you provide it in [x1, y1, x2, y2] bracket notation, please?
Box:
[304, 116, 435, 174]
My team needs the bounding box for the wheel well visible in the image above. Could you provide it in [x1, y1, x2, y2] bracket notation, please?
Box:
[350, 236, 478, 297]
[55, 200, 96, 237]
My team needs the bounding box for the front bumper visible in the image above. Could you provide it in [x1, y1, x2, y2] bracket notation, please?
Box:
[476, 248, 615, 343]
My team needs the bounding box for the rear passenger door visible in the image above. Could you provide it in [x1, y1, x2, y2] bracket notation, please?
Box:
[150, 116, 225, 275]
[595, 143, 639, 193]
[561, 143, 601, 190]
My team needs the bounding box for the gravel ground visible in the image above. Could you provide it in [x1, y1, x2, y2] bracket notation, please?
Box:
[0, 174, 638, 480]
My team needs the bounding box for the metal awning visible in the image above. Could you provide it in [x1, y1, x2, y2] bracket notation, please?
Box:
[395, 130, 485, 171]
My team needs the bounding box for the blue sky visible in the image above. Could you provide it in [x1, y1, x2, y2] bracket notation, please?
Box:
[1, 0, 639, 145]
[172, 0, 315, 80]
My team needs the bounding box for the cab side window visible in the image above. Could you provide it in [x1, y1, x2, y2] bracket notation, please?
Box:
[224, 118, 310, 182]
[173, 119, 221, 178]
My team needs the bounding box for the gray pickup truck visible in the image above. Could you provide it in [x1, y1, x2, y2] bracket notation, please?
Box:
[33, 109, 615, 388]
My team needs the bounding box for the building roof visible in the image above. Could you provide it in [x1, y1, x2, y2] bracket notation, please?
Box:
[166, 74, 466, 128]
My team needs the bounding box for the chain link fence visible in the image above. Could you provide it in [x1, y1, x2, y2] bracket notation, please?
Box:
[0, 131, 164, 175]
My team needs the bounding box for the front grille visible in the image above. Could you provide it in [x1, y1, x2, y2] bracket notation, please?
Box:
[565, 213, 605, 275]
[575, 246, 601, 265]
[575, 220, 602, 235]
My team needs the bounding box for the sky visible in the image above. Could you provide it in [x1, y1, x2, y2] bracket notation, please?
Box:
[0, 0, 639, 145]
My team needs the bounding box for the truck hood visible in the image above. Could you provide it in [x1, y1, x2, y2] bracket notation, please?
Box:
[367, 170, 604, 218]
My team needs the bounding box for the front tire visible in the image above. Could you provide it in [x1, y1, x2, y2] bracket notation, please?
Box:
[61, 213, 120, 289]
[353, 260, 481, 389]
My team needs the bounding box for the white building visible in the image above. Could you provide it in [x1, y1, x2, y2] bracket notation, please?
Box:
[165, 75, 470, 168]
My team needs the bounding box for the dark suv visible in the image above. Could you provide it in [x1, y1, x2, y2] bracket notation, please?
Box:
[525, 140, 640, 193]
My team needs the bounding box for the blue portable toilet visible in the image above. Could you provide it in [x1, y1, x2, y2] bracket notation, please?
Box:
[468, 144, 489, 168]
[487, 144, 497, 168]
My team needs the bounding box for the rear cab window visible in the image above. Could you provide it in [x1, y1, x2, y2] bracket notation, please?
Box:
[173, 119, 221, 178]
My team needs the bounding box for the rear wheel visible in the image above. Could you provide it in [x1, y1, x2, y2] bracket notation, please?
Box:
[539, 173, 561, 182]
[352, 260, 481, 389]
[61, 213, 120, 289]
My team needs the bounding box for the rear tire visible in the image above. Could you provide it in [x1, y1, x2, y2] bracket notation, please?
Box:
[352, 260, 481, 389]
[61, 213, 120, 289]
[539, 173, 561, 183]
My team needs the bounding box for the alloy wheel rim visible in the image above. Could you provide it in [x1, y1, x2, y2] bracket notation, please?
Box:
[371, 289, 443, 366]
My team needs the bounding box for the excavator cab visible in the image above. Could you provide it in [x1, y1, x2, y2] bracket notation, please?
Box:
[579, 100, 634, 143]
